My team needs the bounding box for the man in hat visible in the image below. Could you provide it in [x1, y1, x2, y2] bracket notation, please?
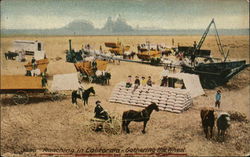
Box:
[126, 75, 133, 88]
[132, 76, 140, 93]
[141, 76, 147, 86]
[215, 90, 222, 108]
[94, 101, 109, 120]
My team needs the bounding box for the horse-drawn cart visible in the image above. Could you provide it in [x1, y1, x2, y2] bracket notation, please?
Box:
[84, 113, 121, 135]
[74, 59, 111, 84]
[0, 75, 64, 105]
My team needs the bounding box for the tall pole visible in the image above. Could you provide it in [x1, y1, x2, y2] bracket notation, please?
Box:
[69, 39, 72, 52]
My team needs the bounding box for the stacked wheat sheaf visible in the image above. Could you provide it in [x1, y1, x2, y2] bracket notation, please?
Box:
[109, 82, 193, 113]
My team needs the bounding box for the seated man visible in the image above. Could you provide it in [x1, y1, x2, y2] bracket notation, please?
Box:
[94, 101, 109, 120]
[126, 75, 132, 88]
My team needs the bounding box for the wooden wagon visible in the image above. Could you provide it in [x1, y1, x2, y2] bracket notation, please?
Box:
[24, 58, 49, 75]
[0, 75, 64, 104]
[105, 42, 130, 56]
[74, 60, 111, 84]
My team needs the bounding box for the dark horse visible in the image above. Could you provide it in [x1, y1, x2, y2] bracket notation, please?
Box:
[71, 87, 95, 106]
[5, 51, 18, 60]
[200, 107, 215, 139]
[122, 102, 159, 134]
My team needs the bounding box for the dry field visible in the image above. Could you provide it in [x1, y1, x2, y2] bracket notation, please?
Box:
[1, 35, 250, 156]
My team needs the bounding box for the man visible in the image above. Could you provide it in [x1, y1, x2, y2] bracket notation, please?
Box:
[126, 75, 133, 88]
[41, 72, 47, 87]
[94, 101, 109, 120]
[92, 60, 97, 72]
[31, 57, 37, 69]
[215, 90, 222, 108]
[77, 82, 85, 96]
[147, 76, 153, 87]
[161, 66, 169, 87]
[141, 76, 147, 86]
[132, 76, 140, 93]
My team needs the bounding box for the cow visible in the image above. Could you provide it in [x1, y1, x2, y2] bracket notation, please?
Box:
[200, 107, 215, 139]
[217, 112, 230, 140]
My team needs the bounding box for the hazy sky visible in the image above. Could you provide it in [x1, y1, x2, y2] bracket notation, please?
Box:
[1, 0, 249, 29]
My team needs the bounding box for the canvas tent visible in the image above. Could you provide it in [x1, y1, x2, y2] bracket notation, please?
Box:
[168, 73, 205, 98]
[51, 73, 80, 91]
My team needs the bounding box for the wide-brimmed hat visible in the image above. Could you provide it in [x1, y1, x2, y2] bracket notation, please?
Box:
[96, 100, 101, 105]
[217, 90, 221, 93]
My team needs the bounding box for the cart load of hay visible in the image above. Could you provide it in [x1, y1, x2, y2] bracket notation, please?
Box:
[109, 82, 193, 113]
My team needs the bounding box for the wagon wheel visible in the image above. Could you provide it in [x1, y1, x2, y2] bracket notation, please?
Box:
[12, 91, 29, 105]
[83, 122, 97, 133]
[103, 119, 121, 135]
[50, 92, 63, 101]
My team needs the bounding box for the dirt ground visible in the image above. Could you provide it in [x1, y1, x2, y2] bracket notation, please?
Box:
[1, 36, 250, 156]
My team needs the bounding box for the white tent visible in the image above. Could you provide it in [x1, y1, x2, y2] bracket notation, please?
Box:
[51, 73, 80, 91]
[168, 73, 205, 98]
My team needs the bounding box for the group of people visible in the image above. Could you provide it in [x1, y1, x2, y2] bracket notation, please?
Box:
[126, 75, 153, 93]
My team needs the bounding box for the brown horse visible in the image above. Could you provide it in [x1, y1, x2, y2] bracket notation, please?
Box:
[200, 107, 215, 139]
[122, 102, 159, 134]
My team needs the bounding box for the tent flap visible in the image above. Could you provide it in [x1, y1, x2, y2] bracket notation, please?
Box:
[51, 73, 79, 91]
[168, 73, 205, 98]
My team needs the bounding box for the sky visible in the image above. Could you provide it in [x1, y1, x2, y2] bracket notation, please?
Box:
[1, 0, 249, 30]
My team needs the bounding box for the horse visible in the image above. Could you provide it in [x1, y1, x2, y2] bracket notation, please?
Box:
[217, 112, 230, 140]
[103, 72, 111, 85]
[200, 107, 215, 139]
[122, 102, 159, 134]
[4, 51, 18, 60]
[71, 87, 95, 106]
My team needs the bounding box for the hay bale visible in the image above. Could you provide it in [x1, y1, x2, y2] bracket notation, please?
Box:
[165, 108, 173, 112]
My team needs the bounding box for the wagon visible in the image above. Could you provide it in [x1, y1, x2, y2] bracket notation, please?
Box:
[137, 50, 162, 65]
[84, 113, 121, 135]
[24, 58, 49, 75]
[105, 42, 130, 56]
[74, 59, 111, 84]
[0, 75, 64, 105]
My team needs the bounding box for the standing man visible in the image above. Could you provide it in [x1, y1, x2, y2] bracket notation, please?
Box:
[215, 90, 222, 108]
[161, 66, 169, 87]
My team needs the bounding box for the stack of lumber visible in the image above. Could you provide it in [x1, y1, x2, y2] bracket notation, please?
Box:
[109, 82, 193, 113]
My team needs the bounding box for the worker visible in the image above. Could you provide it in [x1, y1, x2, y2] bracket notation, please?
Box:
[161, 66, 169, 87]
[126, 75, 133, 88]
[94, 101, 109, 120]
[41, 72, 47, 87]
[92, 60, 97, 72]
[141, 76, 147, 86]
[132, 76, 140, 93]
[215, 90, 222, 108]
[147, 76, 153, 87]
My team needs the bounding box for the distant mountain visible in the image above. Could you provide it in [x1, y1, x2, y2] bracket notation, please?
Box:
[62, 20, 96, 33]
[1, 16, 249, 36]
[102, 15, 133, 33]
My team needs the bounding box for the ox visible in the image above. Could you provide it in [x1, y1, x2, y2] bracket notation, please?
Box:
[200, 107, 215, 139]
[217, 112, 230, 140]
